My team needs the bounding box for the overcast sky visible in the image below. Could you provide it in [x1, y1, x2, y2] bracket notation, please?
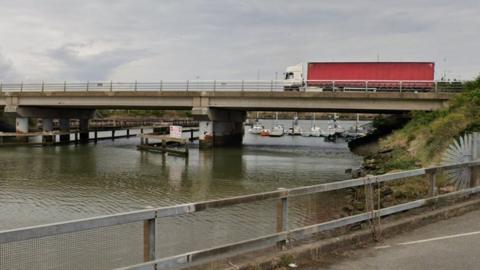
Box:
[0, 0, 479, 82]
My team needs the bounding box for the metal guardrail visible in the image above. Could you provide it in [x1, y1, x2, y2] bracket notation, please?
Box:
[0, 80, 464, 93]
[1, 160, 479, 270]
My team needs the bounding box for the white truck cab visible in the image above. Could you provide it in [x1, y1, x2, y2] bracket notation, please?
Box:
[283, 63, 304, 91]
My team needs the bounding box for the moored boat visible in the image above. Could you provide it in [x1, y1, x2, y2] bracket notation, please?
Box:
[260, 129, 271, 136]
[248, 122, 264, 134]
[270, 125, 284, 137]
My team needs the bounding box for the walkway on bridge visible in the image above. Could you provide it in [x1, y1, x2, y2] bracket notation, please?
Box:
[301, 209, 480, 270]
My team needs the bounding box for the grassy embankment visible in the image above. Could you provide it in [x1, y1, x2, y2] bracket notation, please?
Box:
[347, 77, 480, 209]
[370, 77, 480, 173]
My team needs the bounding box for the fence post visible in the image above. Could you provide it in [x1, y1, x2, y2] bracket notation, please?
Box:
[241, 80, 244, 92]
[20, 81, 23, 92]
[332, 81, 335, 92]
[0, 81, 2, 93]
[186, 80, 189, 92]
[399, 81, 403, 93]
[365, 81, 368, 92]
[471, 133, 479, 187]
[160, 81, 163, 92]
[143, 218, 156, 262]
[134, 80, 138, 92]
[63, 81, 66, 92]
[86, 81, 89, 92]
[276, 188, 288, 249]
[41, 81, 45, 92]
[213, 80, 216, 92]
[110, 81, 113, 92]
[270, 80, 273, 92]
[427, 171, 437, 197]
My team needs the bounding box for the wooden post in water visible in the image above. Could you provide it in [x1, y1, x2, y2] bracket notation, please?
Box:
[140, 128, 145, 145]
[94, 130, 98, 143]
[74, 132, 78, 144]
[161, 139, 166, 151]
[111, 129, 115, 140]
[126, 129, 130, 138]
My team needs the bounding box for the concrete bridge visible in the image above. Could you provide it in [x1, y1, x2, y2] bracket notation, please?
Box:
[0, 80, 459, 147]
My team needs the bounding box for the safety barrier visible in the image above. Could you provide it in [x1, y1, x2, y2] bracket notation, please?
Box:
[1, 160, 479, 270]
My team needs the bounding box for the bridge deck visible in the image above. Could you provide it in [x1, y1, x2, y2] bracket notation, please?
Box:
[0, 91, 456, 112]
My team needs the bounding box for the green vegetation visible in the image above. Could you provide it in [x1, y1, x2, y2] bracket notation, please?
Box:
[378, 77, 480, 169]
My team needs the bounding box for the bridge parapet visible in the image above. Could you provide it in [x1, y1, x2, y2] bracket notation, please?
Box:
[0, 80, 464, 93]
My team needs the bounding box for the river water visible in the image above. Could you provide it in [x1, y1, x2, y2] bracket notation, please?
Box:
[0, 119, 365, 268]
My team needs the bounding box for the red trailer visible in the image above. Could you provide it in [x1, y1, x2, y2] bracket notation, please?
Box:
[284, 62, 435, 91]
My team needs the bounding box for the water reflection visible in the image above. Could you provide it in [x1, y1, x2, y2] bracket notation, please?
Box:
[0, 120, 364, 230]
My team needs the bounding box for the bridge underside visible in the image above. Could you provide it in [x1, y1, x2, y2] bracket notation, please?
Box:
[0, 91, 453, 147]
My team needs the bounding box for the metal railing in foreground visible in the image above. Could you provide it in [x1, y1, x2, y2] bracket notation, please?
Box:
[0, 80, 464, 93]
[1, 161, 479, 270]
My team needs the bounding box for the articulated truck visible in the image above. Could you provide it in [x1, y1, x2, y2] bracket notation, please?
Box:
[283, 62, 435, 91]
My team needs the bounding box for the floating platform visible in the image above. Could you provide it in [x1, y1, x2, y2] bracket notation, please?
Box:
[137, 134, 190, 156]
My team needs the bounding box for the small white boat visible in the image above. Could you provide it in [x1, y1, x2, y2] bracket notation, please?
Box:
[301, 112, 322, 137]
[310, 126, 322, 137]
[248, 122, 264, 134]
[323, 120, 345, 137]
[270, 125, 284, 137]
[288, 125, 303, 136]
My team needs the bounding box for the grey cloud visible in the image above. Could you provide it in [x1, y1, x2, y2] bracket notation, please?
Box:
[0, 52, 20, 81]
[0, 0, 479, 81]
[48, 42, 149, 81]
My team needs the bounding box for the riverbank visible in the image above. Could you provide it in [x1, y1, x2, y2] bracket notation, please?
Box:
[352, 77, 480, 174]
[343, 78, 480, 212]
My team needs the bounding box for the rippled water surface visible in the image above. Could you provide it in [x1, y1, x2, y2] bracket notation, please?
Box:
[0, 120, 365, 230]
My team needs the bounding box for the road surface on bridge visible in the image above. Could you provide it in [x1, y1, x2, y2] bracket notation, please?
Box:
[302, 209, 480, 270]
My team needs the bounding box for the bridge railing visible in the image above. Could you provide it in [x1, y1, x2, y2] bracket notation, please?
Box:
[1, 160, 479, 270]
[0, 80, 464, 93]
[0, 81, 285, 92]
[305, 80, 464, 92]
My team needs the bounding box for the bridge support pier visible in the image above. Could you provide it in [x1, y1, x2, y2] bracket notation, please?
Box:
[192, 108, 245, 148]
[59, 119, 70, 142]
[79, 119, 89, 143]
[16, 117, 29, 143]
[16, 117, 29, 133]
[42, 118, 54, 143]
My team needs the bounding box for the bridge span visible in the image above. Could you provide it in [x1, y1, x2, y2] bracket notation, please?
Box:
[0, 80, 460, 147]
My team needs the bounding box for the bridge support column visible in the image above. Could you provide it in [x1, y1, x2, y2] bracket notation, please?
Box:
[59, 119, 70, 142]
[42, 118, 54, 143]
[0, 111, 16, 132]
[79, 119, 89, 143]
[16, 117, 29, 143]
[16, 117, 29, 134]
[192, 108, 245, 148]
